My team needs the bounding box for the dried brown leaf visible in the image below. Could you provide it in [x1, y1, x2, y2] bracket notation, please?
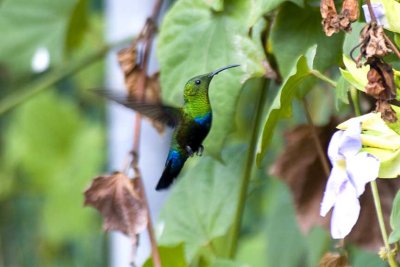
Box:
[366, 67, 386, 98]
[319, 252, 349, 267]
[271, 119, 400, 250]
[117, 42, 165, 133]
[321, 0, 340, 36]
[376, 100, 398, 122]
[341, 0, 359, 21]
[84, 172, 148, 240]
[360, 24, 392, 60]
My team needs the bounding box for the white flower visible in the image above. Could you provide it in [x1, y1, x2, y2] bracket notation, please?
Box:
[320, 120, 380, 239]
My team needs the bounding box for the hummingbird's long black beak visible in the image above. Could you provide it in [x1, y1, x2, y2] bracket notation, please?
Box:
[208, 64, 240, 77]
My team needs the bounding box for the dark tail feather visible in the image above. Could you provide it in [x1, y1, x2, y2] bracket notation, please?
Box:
[156, 155, 187, 191]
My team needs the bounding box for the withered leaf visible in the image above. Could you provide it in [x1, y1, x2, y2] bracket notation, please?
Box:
[359, 24, 392, 61]
[341, 0, 358, 21]
[117, 42, 165, 133]
[321, 0, 340, 36]
[271, 119, 400, 250]
[319, 252, 349, 267]
[84, 172, 148, 240]
[338, 0, 359, 32]
[321, 0, 359, 36]
[376, 100, 398, 122]
[366, 67, 386, 98]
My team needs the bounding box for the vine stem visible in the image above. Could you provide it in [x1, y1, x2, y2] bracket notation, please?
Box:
[351, 88, 398, 267]
[301, 98, 330, 177]
[127, 0, 164, 266]
[228, 79, 268, 258]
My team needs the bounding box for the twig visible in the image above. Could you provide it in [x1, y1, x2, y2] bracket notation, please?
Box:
[127, 0, 164, 266]
[384, 34, 400, 59]
[365, 0, 377, 23]
[301, 98, 331, 177]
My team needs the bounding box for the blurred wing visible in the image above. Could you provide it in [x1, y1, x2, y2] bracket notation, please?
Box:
[93, 90, 182, 128]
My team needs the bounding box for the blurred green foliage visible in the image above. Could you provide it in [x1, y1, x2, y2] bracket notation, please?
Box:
[0, 0, 107, 266]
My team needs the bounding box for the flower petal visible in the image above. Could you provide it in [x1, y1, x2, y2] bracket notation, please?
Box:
[320, 166, 348, 216]
[327, 130, 345, 163]
[330, 182, 360, 239]
[338, 122, 362, 158]
[346, 152, 380, 197]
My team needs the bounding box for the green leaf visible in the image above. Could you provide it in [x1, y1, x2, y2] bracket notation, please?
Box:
[157, 0, 253, 159]
[65, 0, 89, 54]
[389, 190, 400, 243]
[143, 244, 187, 267]
[0, 0, 79, 74]
[158, 145, 245, 260]
[264, 179, 306, 267]
[372, 0, 400, 33]
[211, 258, 247, 267]
[248, 0, 304, 26]
[270, 3, 343, 78]
[340, 55, 369, 92]
[255, 54, 311, 165]
[204, 0, 224, 11]
[335, 76, 350, 109]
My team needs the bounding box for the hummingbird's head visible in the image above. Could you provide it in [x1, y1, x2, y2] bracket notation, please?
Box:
[183, 64, 240, 101]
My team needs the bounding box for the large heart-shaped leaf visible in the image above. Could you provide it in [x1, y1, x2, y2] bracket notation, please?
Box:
[157, 0, 259, 159]
[158, 145, 245, 260]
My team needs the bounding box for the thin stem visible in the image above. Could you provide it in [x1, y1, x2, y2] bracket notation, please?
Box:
[310, 70, 337, 88]
[370, 181, 398, 267]
[228, 79, 268, 258]
[350, 86, 398, 267]
[365, 0, 377, 23]
[350, 88, 361, 116]
[0, 37, 131, 116]
[127, 0, 164, 266]
[384, 34, 400, 59]
[301, 98, 330, 177]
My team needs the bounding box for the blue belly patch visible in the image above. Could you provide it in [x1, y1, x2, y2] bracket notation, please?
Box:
[194, 112, 212, 125]
[167, 149, 183, 169]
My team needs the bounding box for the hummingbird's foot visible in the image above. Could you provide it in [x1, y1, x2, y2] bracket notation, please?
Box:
[196, 145, 204, 156]
[185, 146, 194, 157]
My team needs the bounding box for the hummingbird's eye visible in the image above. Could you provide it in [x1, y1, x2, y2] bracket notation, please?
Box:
[195, 79, 201, 85]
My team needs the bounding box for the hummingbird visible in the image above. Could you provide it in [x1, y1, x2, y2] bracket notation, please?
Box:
[99, 64, 240, 190]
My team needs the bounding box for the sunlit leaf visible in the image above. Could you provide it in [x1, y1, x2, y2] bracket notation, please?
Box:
[256, 53, 312, 165]
[372, 0, 400, 33]
[143, 244, 187, 267]
[340, 55, 369, 91]
[158, 145, 245, 260]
